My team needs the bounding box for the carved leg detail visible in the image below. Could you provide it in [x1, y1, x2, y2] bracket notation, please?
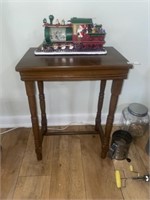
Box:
[37, 81, 47, 135]
[95, 80, 106, 131]
[25, 81, 42, 160]
[101, 79, 124, 158]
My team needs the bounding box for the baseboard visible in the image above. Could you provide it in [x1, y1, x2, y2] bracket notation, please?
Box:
[0, 113, 122, 128]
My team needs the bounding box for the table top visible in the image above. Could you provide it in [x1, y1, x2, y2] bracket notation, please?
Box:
[15, 47, 133, 81]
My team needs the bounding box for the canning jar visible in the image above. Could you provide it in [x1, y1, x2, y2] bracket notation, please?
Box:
[121, 103, 149, 137]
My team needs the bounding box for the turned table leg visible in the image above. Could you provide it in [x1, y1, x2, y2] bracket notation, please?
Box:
[37, 81, 47, 135]
[101, 79, 124, 158]
[95, 80, 106, 129]
[25, 81, 42, 160]
[95, 80, 106, 140]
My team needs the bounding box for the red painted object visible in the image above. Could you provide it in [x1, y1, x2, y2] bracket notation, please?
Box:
[35, 15, 107, 55]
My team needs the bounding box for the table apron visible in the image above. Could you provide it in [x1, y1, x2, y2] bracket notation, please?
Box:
[20, 69, 129, 81]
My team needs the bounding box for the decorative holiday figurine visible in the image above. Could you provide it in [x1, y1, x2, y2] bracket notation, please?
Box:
[35, 14, 107, 55]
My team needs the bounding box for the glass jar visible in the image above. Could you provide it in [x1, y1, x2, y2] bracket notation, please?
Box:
[121, 103, 149, 137]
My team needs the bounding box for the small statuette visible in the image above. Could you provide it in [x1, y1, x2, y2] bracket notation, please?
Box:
[56, 19, 60, 25]
[61, 19, 65, 25]
[49, 15, 54, 24]
[35, 14, 107, 55]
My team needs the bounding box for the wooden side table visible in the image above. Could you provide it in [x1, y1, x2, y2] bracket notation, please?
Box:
[15, 47, 133, 160]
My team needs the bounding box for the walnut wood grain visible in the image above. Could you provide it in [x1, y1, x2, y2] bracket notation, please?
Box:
[95, 80, 106, 134]
[37, 81, 47, 135]
[1, 127, 149, 199]
[16, 47, 133, 160]
[25, 81, 42, 160]
[101, 79, 124, 158]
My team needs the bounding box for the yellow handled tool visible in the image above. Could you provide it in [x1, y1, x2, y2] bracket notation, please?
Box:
[115, 167, 150, 189]
[115, 170, 122, 188]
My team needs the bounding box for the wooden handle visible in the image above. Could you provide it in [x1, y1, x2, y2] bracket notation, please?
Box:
[115, 170, 122, 188]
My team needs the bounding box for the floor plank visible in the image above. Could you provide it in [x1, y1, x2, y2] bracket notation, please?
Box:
[113, 142, 150, 200]
[1, 128, 30, 200]
[13, 176, 50, 199]
[1, 126, 149, 200]
[133, 130, 150, 172]
[80, 134, 123, 199]
[49, 135, 86, 199]
[19, 132, 54, 176]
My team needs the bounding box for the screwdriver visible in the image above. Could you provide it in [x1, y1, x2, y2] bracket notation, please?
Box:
[115, 170, 150, 189]
[129, 165, 150, 182]
[132, 175, 150, 182]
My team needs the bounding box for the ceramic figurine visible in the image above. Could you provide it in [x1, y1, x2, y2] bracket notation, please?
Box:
[35, 14, 107, 55]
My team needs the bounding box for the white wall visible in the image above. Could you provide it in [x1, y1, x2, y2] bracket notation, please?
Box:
[0, 0, 149, 127]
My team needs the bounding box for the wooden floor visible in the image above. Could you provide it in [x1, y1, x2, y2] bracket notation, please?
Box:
[1, 126, 150, 200]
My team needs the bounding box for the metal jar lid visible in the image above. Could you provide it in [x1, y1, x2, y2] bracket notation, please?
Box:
[128, 103, 148, 117]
